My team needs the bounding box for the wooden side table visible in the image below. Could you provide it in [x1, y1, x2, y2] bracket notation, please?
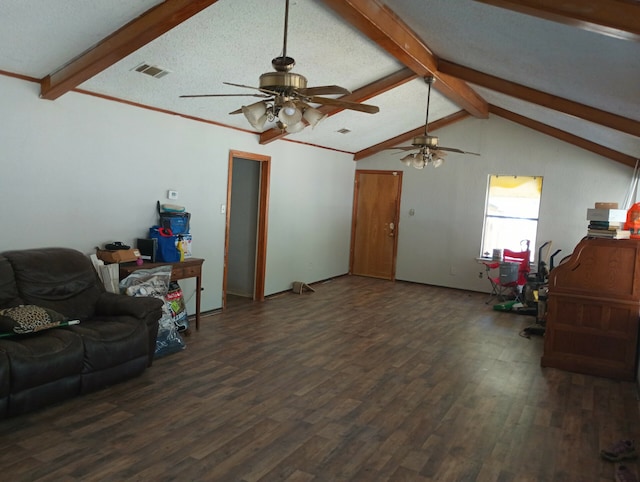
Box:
[119, 258, 205, 330]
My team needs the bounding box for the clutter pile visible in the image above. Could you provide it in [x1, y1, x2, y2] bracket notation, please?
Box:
[587, 202, 631, 239]
[149, 201, 192, 263]
[120, 265, 186, 358]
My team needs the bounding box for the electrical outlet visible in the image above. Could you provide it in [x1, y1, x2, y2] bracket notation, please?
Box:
[167, 190, 178, 200]
[220, 204, 226, 214]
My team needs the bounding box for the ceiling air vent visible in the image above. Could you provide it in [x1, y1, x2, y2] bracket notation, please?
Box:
[337, 128, 351, 134]
[133, 63, 171, 79]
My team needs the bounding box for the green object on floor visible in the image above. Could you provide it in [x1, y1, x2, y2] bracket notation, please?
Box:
[493, 300, 517, 311]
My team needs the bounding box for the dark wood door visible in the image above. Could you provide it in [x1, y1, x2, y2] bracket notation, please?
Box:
[350, 170, 402, 280]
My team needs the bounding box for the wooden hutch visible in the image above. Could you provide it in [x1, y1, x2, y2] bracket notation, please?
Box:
[541, 237, 640, 381]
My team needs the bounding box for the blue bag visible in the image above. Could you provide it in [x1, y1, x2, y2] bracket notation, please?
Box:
[157, 201, 190, 235]
[149, 226, 180, 263]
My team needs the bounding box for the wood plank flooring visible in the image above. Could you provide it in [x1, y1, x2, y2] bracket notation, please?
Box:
[0, 275, 639, 481]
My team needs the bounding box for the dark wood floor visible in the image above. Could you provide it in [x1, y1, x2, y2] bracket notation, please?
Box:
[1, 276, 639, 481]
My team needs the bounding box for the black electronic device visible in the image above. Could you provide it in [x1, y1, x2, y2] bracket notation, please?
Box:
[105, 242, 130, 250]
[136, 238, 157, 263]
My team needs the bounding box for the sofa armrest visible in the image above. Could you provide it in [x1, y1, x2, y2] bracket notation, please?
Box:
[95, 292, 164, 367]
[95, 292, 164, 320]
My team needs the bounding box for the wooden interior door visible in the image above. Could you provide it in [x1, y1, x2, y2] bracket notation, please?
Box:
[350, 170, 402, 280]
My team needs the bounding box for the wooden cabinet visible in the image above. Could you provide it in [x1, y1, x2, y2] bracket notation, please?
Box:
[541, 238, 640, 381]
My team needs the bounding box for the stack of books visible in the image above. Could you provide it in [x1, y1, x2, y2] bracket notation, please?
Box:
[586, 206, 631, 239]
[587, 221, 631, 239]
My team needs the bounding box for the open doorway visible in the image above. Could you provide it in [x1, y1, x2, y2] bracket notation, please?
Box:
[223, 150, 270, 310]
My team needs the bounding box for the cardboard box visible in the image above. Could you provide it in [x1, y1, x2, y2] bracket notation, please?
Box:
[96, 248, 140, 264]
[595, 202, 619, 209]
[586, 208, 627, 223]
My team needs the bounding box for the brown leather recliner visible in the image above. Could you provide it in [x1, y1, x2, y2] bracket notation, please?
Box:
[0, 247, 163, 418]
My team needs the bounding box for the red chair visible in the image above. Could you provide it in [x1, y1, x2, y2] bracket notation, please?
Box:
[483, 241, 531, 304]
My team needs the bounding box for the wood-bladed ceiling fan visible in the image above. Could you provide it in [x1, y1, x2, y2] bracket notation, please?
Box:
[388, 76, 480, 169]
[180, 0, 379, 134]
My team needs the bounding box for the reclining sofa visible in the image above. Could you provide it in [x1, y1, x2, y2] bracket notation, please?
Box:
[0, 247, 163, 418]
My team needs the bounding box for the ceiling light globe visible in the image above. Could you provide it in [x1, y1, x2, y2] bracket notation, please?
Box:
[303, 107, 327, 128]
[412, 157, 426, 169]
[285, 121, 306, 133]
[400, 153, 415, 167]
[278, 101, 302, 125]
[242, 101, 268, 130]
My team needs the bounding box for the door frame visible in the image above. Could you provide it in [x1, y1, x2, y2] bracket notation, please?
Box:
[349, 169, 402, 280]
[223, 150, 270, 309]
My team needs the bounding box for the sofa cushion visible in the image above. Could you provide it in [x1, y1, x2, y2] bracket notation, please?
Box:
[0, 328, 84, 393]
[3, 248, 103, 320]
[68, 318, 148, 371]
[0, 305, 71, 336]
[66, 317, 149, 393]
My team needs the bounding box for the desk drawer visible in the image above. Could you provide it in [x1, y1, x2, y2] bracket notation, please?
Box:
[171, 264, 200, 280]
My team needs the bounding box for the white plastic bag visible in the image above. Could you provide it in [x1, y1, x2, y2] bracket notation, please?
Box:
[119, 265, 186, 358]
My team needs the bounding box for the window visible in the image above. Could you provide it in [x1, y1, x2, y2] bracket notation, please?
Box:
[481, 175, 543, 260]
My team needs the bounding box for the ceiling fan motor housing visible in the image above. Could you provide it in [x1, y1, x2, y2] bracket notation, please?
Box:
[260, 71, 307, 95]
[413, 135, 439, 148]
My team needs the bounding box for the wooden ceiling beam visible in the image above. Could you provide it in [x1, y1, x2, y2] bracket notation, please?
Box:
[320, 0, 488, 119]
[40, 0, 220, 100]
[473, 0, 640, 42]
[439, 60, 640, 137]
[491, 105, 638, 168]
[354, 111, 471, 161]
[259, 67, 417, 145]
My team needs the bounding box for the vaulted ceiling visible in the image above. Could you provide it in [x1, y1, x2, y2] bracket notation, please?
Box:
[1, 0, 638, 166]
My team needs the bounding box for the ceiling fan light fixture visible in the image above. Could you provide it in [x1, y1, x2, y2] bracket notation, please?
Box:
[242, 101, 268, 130]
[432, 157, 444, 168]
[303, 107, 327, 128]
[282, 101, 298, 116]
[400, 153, 415, 166]
[412, 156, 426, 169]
[278, 101, 302, 125]
[285, 121, 306, 133]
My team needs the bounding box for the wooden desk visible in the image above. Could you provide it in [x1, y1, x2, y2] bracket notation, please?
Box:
[119, 258, 205, 330]
[541, 238, 640, 381]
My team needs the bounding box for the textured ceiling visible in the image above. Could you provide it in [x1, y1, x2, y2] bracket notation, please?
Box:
[0, 0, 638, 164]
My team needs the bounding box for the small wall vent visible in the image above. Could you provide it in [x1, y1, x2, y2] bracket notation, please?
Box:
[133, 63, 171, 79]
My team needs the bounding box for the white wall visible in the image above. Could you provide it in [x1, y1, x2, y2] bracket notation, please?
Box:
[1, 74, 633, 308]
[0, 75, 355, 312]
[357, 114, 633, 293]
